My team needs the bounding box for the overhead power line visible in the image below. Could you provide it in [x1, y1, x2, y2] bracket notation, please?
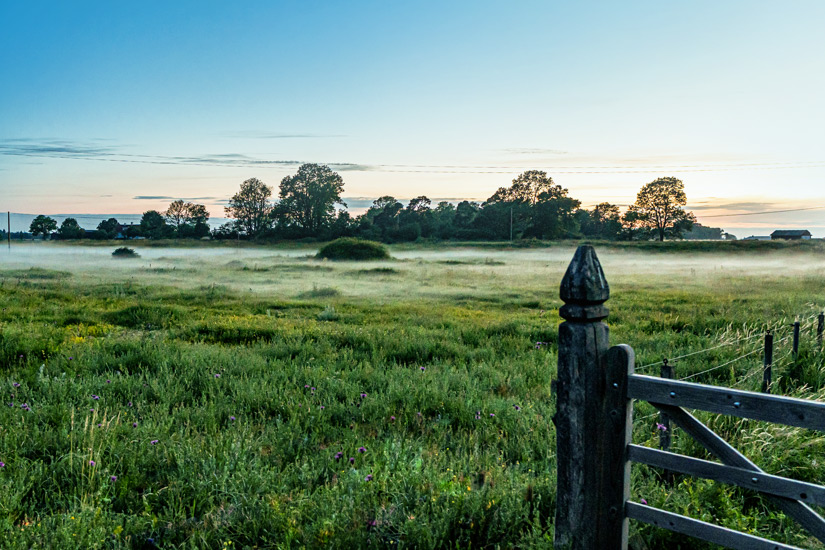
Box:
[698, 206, 825, 218]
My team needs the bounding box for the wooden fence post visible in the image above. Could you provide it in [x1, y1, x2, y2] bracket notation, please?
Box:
[792, 321, 800, 361]
[554, 245, 631, 550]
[762, 330, 773, 393]
[818, 312, 824, 348]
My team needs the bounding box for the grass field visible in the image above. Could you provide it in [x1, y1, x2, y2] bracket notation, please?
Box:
[0, 241, 824, 549]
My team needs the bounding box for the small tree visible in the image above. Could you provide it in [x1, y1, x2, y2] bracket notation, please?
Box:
[225, 178, 274, 238]
[97, 217, 120, 239]
[630, 177, 695, 241]
[30, 215, 57, 239]
[140, 210, 172, 239]
[57, 218, 84, 240]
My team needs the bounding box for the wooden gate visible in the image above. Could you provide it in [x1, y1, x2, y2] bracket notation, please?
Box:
[553, 245, 825, 550]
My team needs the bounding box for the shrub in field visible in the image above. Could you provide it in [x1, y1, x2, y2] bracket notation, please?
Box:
[112, 247, 139, 258]
[316, 238, 390, 261]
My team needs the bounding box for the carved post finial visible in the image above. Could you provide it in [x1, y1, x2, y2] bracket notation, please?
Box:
[559, 244, 609, 321]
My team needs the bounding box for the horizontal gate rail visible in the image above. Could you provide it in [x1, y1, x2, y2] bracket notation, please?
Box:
[651, 403, 825, 543]
[628, 444, 825, 507]
[626, 502, 803, 550]
[628, 374, 825, 432]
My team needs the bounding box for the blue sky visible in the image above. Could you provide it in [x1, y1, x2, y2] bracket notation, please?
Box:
[2, 1, 825, 236]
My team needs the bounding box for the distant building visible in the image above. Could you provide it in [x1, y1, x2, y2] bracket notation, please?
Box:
[770, 230, 812, 240]
[743, 235, 771, 241]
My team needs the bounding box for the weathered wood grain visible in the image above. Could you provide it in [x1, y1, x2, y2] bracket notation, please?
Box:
[626, 502, 803, 550]
[628, 374, 825, 432]
[628, 444, 825, 507]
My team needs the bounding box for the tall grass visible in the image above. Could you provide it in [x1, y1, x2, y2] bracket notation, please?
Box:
[0, 245, 823, 548]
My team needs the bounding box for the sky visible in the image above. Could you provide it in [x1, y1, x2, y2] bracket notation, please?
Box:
[1, 1, 825, 237]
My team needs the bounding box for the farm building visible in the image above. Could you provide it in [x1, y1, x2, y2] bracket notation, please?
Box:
[743, 235, 770, 241]
[770, 229, 812, 240]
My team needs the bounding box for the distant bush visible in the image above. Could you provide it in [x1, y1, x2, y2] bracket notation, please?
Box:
[317, 238, 390, 261]
[112, 247, 139, 258]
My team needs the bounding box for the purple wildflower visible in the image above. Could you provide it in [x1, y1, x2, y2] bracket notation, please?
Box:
[641, 498, 648, 505]
[132, 422, 138, 428]
[475, 415, 480, 420]
[89, 460, 96, 466]
[110, 475, 117, 482]
[365, 474, 373, 482]
[229, 416, 236, 422]
[92, 395, 100, 400]
[358, 446, 366, 453]
[360, 393, 367, 399]
[128, 401, 133, 407]
[390, 416, 395, 422]
[489, 413, 495, 417]
[97, 423, 102, 428]
[90, 408, 94, 412]
[12, 383, 20, 388]
[311, 387, 316, 392]
[514, 405, 521, 411]
[320, 405, 325, 409]
[0, 461, 4, 467]
[214, 374, 220, 378]
[656, 423, 668, 432]
[349, 457, 355, 464]
[420, 367, 425, 371]
[68, 357, 73, 360]
[304, 385, 309, 389]
[334, 452, 343, 460]
[150, 439, 159, 445]
[106, 380, 111, 384]
[417, 412, 422, 417]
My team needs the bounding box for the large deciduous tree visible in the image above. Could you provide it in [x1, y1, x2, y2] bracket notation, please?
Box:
[97, 217, 120, 239]
[225, 178, 274, 238]
[29, 215, 57, 239]
[278, 164, 346, 236]
[630, 177, 695, 241]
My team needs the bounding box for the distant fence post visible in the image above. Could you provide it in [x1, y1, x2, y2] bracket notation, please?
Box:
[792, 321, 800, 360]
[554, 245, 631, 550]
[762, 330, 773, 393]
[818, 312, 824, 348]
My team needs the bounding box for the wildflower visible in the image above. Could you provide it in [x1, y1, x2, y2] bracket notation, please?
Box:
[69, 357, 73, 360]
[229, 416, 236, 422]
[365, 474, 373, 482]
[90, 408, 94, 412]
[417, 412, 422, 417]
[420, 367, 425, 371]
[334, 452, 343, 460]
[110, 475, 117, 482]
[349, 457, 355, 464]
[390, 416, 395, 422]
[358, 446, 366, 453]
[641, 498, 648, 505]
[367, 519, 377, 528]
[311, 387, 316, 392]
[97, 423, 102, 428]
[132, 422, 138, 428]
[21, 403, 30, 411]
[304, 385, 309, 389]
[656, 423, 668, 432]
[214, 374, 220, 378]
[475, 415, 480, 420]
[320, 405, 325, 410]
[150, 440, 159, 445]
[12, 383, 20, 388]
[489, 413, 495, 417]
[128, 401, 133, 407]
[360, 393, 367, 399]
[89, 460, 96, 466]
[106, 380, 111, 384]
[514, 405, 521, 411]
[92, 395, 100, 400]
[0, 461, 5, 467]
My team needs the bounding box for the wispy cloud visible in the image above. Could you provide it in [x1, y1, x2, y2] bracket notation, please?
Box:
[221, 131, 347, 139]
[133, 195, 219, 201]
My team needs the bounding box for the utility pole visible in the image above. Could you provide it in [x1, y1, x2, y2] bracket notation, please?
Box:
[510, 206, 513, 242]
[7, 211, 10, 250]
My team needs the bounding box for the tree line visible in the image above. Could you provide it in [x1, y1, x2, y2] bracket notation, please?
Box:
[27, 163, 726, 242]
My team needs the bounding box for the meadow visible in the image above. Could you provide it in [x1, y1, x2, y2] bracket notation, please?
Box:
[0, 241, 824, 549]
